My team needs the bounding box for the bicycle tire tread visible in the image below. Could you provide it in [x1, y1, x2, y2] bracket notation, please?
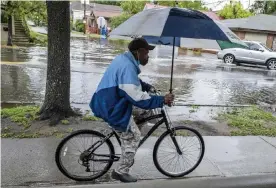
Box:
[55, 129, 115, 181]
[153, 126, 205, 177]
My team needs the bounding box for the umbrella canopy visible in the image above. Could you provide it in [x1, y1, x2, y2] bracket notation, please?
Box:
[110, 7, 247, 48]
[110, 7, 248, 93]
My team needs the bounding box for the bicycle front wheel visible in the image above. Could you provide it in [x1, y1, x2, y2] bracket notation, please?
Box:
[153, 126, 205, 177]
[55, 129, 115, 181]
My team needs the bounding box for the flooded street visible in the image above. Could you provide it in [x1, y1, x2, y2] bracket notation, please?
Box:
[1, 38, 276, 121]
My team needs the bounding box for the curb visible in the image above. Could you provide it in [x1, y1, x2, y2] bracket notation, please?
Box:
[41, 174, 276, 188]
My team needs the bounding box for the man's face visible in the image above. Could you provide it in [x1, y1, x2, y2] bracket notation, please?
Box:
[137, 48, 149, 66]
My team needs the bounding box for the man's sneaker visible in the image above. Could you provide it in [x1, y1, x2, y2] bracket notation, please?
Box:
[111, 170, 137, 183]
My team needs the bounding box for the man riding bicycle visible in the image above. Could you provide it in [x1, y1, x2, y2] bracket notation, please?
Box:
[90, 38, 174, 183]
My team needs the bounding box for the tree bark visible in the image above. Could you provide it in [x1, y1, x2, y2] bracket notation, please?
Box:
[39, 1, 79, 126]
[7, 15, 13, 46]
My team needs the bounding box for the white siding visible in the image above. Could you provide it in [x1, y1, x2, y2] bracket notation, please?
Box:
[72, 10, 90, 24]
[1, 24, 8, 42]
[244, 32, 268, 44]
[273, 37, 276, 51]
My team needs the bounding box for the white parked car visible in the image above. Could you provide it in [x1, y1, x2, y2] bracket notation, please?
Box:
[217, 41, 276, 70]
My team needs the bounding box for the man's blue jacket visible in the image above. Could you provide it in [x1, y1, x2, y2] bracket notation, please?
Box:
[89, 51, 165, 132]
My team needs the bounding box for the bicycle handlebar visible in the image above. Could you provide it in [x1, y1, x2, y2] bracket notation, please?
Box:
[149, 90, 174, 107]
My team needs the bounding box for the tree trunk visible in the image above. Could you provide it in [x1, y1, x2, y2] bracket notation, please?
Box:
[7, 15, 13, 46]
[39, 1, 79, 126]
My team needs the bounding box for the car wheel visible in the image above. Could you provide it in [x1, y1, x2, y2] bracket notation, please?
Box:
[267, 59, 276, 70]
[223, 54, 235, 64]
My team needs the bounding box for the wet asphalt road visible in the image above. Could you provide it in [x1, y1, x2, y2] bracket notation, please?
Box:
[1, 38, 276, 121]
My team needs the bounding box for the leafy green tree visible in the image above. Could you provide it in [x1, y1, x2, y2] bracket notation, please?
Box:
[26, 2, 47, 26]
[1, 12, 9, 23]
[94, 0, 122, 6]
[1, 1, 47, 23]
[1, 1, 47, 45]
[75, 19, 85, 32]
[110, 13, 132, 29]
[120, 0, 148, 14]
[219, 1, 253, 19]
[110, 0, 148, 29]
[38, 1, 79, 126]
[157, 0, 207, 10]
[250, 0, 276, 14]
[110, 0, 208, 29]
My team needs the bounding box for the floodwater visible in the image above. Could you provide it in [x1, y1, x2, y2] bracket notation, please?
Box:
[1, 38, 276, 121]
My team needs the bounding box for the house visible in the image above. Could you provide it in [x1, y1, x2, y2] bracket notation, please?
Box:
[143, 3, 223, 20]
[220, 14, 276, 51]
[70, 1, 122, 34]
[70, 1, 93, 23]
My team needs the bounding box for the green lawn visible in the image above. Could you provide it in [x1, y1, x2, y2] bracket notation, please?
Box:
[216, 106, 276, 136]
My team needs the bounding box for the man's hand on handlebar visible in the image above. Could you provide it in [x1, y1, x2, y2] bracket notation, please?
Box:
[148, 86, 175, 107]
[164, 93, 175, 107]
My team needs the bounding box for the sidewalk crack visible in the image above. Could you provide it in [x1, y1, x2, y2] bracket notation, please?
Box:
[205, 157, 225, 177]
[259, 136, 276, 150]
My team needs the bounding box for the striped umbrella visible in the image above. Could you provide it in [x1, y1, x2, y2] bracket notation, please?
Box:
[110, 7, 248, 93]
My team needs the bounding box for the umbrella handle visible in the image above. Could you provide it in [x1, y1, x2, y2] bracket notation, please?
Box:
[169, 37, 176, 94]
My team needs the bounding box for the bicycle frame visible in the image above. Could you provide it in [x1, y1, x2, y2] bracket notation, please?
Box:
[86, 107, 182, 162]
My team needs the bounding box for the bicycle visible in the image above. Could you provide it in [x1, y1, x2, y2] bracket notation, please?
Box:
[55, 93, 205, 181]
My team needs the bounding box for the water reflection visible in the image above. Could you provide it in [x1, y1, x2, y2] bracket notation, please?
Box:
[1, 39, 276, 113]
[1, 48, 32, 62]
[1, 65, 35, 102]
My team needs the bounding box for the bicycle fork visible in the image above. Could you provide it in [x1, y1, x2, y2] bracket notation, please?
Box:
[170, 132, 183, 155]
[162, 109, 183, 155]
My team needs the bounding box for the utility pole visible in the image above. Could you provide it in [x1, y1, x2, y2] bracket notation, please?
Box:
[83, 0, 86, 34]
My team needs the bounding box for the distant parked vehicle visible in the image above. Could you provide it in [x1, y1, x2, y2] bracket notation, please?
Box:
[217, 41, 276, 70]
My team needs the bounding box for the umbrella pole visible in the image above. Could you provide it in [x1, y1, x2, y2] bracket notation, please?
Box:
[169, 37, 176, 94]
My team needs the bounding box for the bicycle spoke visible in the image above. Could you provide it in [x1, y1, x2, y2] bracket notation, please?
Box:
[162, 154, 177, 171]
[74, 136, 86, 152]
[182, 154, 189, 171]
[57, 131, 114, 180]
[68, 140, 82, 153]
[158, 154, 176, 166]
[185, 140, 199, 149]
[158, 148, 176, 154]
[154, 127, 204, 176]
[64, 152, 79, 157]
[170, 155, 179, 172]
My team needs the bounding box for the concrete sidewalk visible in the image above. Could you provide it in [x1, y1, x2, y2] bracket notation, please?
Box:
[1, 136, 276, 187]
[44, 174, 276, 188]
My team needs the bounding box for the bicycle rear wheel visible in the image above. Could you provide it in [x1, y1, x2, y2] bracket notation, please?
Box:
[153, 126, 205, 177]
[55, 129, 115, 181]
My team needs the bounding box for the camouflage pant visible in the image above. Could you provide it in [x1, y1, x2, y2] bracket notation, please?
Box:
[115, 107, 161, 174]
[115, 116, 141, 174]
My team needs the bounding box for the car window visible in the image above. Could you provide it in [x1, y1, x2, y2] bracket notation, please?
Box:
[245, 42, 252, 47]
[244, 42, 256, 50]
[249, 43, 262, 51]
[260, 43, 272, 52]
